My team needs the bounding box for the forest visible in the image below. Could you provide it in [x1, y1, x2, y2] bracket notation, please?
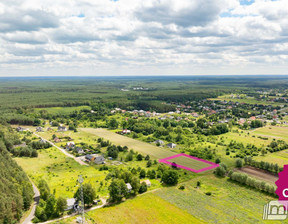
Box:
[0, 123, 34, 224]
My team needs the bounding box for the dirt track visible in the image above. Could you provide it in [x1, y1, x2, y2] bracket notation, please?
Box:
[237, 166, 278, 184]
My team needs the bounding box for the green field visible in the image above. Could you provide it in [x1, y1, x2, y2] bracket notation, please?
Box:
[155, 175, 280, 224]
[167, 156, 211, 170]
[54, 193, 205, 224]
[80, 128, 177, 160]
[14, 147, 108, 198]
[253, 126, 288, 141]
[35, 106, 91, 115]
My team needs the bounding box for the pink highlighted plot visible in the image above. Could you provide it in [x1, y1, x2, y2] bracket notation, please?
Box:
[158, 153, 219, 173]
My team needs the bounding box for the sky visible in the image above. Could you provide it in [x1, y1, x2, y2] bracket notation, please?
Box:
[0, 0, 288, 76]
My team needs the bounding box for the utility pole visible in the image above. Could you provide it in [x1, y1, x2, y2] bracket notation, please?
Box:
[78, 175, 85, 224]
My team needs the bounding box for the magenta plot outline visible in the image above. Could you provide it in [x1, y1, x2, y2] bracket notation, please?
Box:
[158, 153, 219, 173]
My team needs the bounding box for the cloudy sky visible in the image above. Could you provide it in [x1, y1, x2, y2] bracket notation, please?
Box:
[0, 0, 288, 76]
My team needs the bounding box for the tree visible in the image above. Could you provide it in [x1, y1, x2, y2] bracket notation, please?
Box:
[236, 158, 243, 168]
[145, 155, 150, 161]
[55, 197, 67, 216]
[138, 182, 147, 194]
[137, 154, 143, 161]
[130, 176, 140, 195]
[139, 169, 146, 178]
[108, 179, 128, 202]
[74, 183, 96, 206]
[146, 160, 152, 168]
[38, 179, 50, 201]
[215, 158, 221, 164]
[108, 118, 118, 129]
[161, 170, 179, 185]
[214, 164, 226, 177]
[45, 194, 56, 218]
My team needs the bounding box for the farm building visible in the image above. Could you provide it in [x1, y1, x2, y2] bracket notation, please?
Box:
[154, 140, 164, 145]
[54, 137, 61, 143]
[167, 143, 176, 148]
[121, 129, 131, 134]
[141, 179, 151, 187]
[58, 126, 67, 132]
[65, 198, 76, 211]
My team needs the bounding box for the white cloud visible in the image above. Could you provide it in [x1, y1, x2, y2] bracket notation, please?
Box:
[0, 0, 288, 76]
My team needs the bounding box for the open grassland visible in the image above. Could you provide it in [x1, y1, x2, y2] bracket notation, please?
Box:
[34, 106, 91, 115]
[167, 156, 212, 170]
[253, 126, 288, 141]
[155, 175, 279, 224]
[222, 131, 272, 147]
[54, 193, 205, 224]
[14, 147, 108, 198]
[255, 150, 288, 167]
[80, 128, 177, 159]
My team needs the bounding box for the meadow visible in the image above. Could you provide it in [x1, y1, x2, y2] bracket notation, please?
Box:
[165, 156, 212, 170]
[14, 147, 108, 198]
[34, 106, 91, 115]
[53, 193, 204, 224]
[154, 174, 280, 224]
[80, 128, 177, 160]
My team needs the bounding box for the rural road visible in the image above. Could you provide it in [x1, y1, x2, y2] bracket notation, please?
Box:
[22, 181, 40, 224]
[33, 133, 88, 166]
[38, 198, 107, 224]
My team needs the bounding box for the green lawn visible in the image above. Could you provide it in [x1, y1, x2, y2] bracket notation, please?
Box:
[167, 156, 211, 170]
[53, 193, 205, 224]
[14, 147, 108, 198]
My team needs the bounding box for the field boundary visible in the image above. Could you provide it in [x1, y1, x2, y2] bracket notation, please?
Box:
[159, 153, 219, 173]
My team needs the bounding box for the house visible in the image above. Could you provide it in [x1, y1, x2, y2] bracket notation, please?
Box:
[167, 143, 176, 148]
[58, 126, 67, 132]
[47, 127, 53, 131]
[76, 147, 84, 154]
[66, 142, 75, 149]
[65, 198, 76, 211]
[94, 155, 105, 164]
[54, 137, 61, 143]
[16, 127, 25, 132]
[141, 179, 151, 187]
[36, 127, 43, 132]
[126, 183, 132, 193]
[85, 154, 95, 162]
[154, 140, 164, 145]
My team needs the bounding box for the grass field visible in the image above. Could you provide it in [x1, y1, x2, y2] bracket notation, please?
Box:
[14, 147, 108, 198]
[166, 156, 212, 170]
[80, 128, 177, 160]
[53, 193, 205, 224]
[253, 126, 288, 141]
[155, 175, 280, 224]
[34, 106, 91, 115]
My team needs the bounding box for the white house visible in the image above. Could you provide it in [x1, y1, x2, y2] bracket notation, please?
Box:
[167, 143, 176, 148]
[65, 198, 76, 211]
[126, 183, 132, 193]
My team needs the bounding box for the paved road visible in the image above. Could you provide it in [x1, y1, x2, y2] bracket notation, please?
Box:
[33, 133, 88, 166]
[22, 182, 40, 224]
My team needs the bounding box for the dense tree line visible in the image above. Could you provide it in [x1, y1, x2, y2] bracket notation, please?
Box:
[0, 125, 34, 224]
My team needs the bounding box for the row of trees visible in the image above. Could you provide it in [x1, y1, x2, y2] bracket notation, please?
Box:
[244, 157, 282, 174]
[228, 171, 276, 196]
